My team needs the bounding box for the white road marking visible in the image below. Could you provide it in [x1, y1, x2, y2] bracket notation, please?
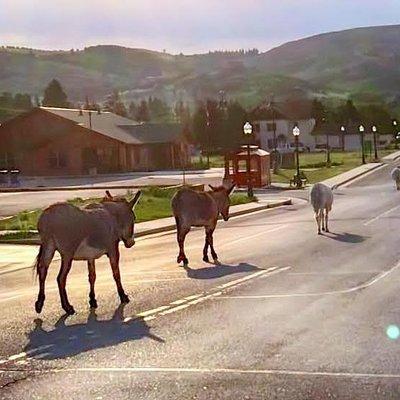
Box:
[0, 266, 289, 365]
[219, 260, 400, 299]
[4, 366, 400, 380]
[364, 204, 400, 226]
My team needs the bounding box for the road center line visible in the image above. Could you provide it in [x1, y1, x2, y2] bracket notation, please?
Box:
[364, 204, 400, 226]
[219, 260, 400, 299]
[0, 266, 289, 365]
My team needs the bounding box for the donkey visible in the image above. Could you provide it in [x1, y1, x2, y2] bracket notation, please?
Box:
[310, 182, 333, 234]
[171, 183, 235, 266]
[391, 167, 400, 190]
[33, 190, 141, 315]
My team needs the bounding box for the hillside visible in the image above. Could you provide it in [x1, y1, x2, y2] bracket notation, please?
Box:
[1, 25, 399, 107]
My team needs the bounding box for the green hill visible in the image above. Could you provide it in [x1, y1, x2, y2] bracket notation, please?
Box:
[1, 25, 400, 106]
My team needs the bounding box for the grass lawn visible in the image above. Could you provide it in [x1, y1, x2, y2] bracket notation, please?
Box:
[0, 186, 254, 236]
[273, 150, 394, 184]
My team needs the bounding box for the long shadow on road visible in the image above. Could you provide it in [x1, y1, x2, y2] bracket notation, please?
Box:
[183, 262, 261, 279]
[323, 231, 368, 243]
[24, 304, 164, 360]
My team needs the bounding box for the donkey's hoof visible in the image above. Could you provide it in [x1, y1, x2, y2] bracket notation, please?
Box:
[203, 255, 210, 263]
[213, 259, 221, 266]
[318, 231, 322, 235]
[120, 294, 130, 304]
[325, 228, 330, 233]
[89, 299, 98, 309]
[183, 258, 189, 267]
[35, 300, 44, 314]
[63, 305, 75, 315]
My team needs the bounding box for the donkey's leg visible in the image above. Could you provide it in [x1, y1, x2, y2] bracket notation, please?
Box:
[57, 255, 75, 315]
[35, 240, 56, 314]
[325, 209, 330, 233]
[203, 227, 210, 263]
[321, 209, 326, 231]
[177, 226, 190, 265]
[87, 259, 97, 309]
[207, 227, 219, 263]
[108, 248, 129, 304]
[315, 211, 321, 235]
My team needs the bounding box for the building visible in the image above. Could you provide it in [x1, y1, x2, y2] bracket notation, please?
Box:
[312, 123, 394, 151]
[250, 100, 316, 152]
[0, 107, 189, 176]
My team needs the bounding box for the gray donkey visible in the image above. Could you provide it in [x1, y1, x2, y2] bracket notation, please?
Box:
[310, 182, 333, 234]
[172, 183, 235, 266]
[34, 190, 141, 315]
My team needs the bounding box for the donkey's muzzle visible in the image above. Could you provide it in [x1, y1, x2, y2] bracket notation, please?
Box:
[123, 238, 135, 248]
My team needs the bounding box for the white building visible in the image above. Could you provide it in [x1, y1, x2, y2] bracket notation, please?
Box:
[251, 101, 316, 152]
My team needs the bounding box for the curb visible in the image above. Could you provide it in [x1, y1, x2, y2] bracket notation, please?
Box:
[0, 199, 292, 246]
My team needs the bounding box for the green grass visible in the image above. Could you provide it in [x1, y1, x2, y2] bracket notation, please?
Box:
[273, 150, 394, 184]
[0, 186, 254, 233]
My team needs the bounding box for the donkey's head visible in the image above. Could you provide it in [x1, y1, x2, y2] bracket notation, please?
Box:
[208, 183, 235, 221]
[103, 190, 141, 248]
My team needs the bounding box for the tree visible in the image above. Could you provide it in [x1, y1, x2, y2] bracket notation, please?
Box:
[128, 101, 137, 119]
[224, 101, 247, 149]
[311, 99, 327, 126]
[42, 79, 69, 107]
[148, 97, 172, 122]
[13, 93, 33, 110]
[105, 90, 127, 116]
[135, 100, 150, 122]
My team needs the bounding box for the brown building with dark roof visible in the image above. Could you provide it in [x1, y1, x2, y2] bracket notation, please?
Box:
[0, 107, 189, 176]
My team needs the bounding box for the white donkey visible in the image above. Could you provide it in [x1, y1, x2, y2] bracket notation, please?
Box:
[310, 182, 333, 234]
[391, 167, 400, 190]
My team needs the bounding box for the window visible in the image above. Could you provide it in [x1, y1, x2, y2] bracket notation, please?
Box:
[48, 151, 68, 168]
[267, 122, 276, 131]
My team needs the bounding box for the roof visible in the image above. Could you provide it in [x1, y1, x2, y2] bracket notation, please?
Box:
[40, 107, 183, 145]
[237, 148, 270, 156]
[250, 99, 313, 122]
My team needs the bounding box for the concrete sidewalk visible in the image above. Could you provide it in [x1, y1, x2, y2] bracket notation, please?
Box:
[321, 162, 384, 189]
[381, 150, 400, 162]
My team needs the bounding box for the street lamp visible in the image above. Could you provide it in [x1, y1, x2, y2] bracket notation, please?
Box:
[372, 125, 378, 161]
[243, 122, 254, 197]
[292, 125, 301, 188]
[393, 119, 399, 148]
[359, 125, 366, 164]
[340, 125, 346, 151]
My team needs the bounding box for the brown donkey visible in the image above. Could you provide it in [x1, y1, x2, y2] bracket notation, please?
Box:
[171, 183, 235, 266]
[34, 190, 141, 315]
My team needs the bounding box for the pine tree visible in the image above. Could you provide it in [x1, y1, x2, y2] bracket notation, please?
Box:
[42, 79, 69, 107]
[136, 100, 150, 122]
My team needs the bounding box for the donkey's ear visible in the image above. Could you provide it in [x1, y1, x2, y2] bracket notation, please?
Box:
[129, 190, 141, 208]
[208, 184, 217, 191]
[105, 190, 113, 199]
[227, 184, 236, 195]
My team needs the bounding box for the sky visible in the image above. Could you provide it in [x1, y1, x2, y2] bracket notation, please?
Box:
[1, 0, 400, 54]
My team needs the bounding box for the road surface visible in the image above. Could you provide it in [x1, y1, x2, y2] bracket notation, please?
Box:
[0, 169, 223, 217]
[1, 162, 400, 398]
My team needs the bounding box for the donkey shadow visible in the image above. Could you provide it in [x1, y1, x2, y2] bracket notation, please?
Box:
[24, 304, 164, 360]
[323, 231, 367, 243]
[183, 262, 261, 280]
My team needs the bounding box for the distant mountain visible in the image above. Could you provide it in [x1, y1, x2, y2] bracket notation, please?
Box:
[1, 25, 399, 107]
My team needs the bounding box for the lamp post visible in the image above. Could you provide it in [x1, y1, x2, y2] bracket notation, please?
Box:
[393, 119, 399, 148]
[293, 126, 301, 188]
[372, 125, 378, 161]
[359, 125, 366, 164]
[243, 122, 254, 197]
[340, 125, 346, 151]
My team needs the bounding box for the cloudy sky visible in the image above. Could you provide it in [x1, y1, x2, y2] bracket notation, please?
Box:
[1, 0, 399, 53]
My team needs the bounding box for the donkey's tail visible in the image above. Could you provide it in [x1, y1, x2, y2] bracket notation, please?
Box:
[32, 244, 44, 279]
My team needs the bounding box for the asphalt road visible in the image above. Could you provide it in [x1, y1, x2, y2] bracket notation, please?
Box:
[0, 170, 223, 217]
[1, 162, 400, 399]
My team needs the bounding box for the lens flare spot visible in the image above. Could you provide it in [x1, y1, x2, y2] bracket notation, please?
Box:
[386, 325, 400, 340]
